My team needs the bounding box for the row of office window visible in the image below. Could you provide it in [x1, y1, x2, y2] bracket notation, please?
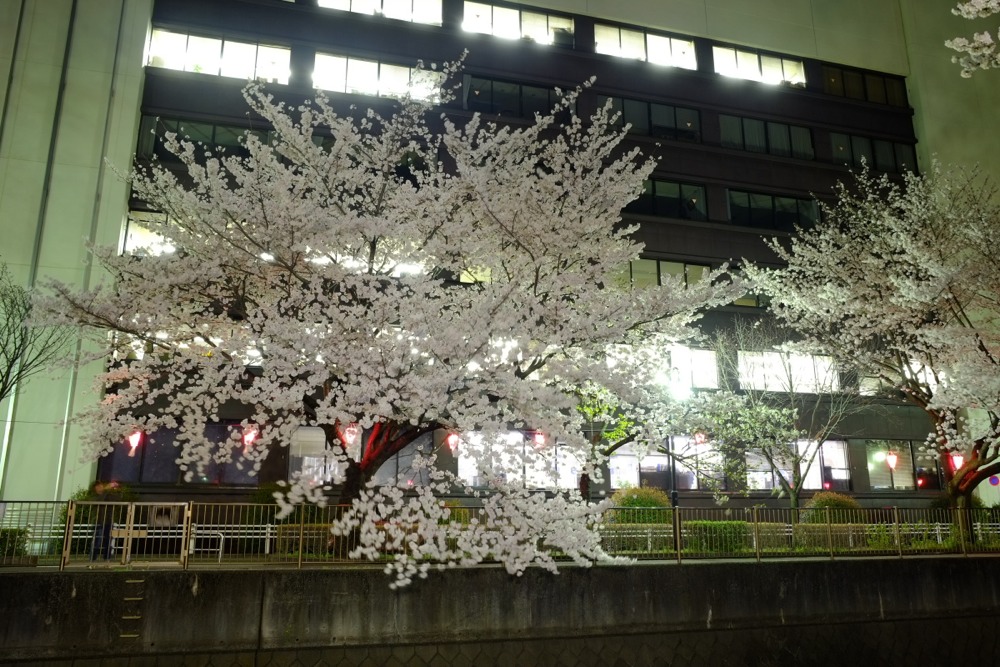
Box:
[463, 1, 574, 45]
[831, 133, 918, 174]
[314, 0, 443, 25]
[153, 0, 913, 104]
[720, 115, 814, 160]
[100, 423, 943, 497]
[147, 30, 290, 83]
[597, 95, 700, 142]
[593, 23, 697, 70]
[462, 75, 568, 118]
[312, 53, 443, 99]
[142, 32, 917, 177]
[134, 114, 823, 234]
[712, 46, 805, 87]
[626, 179, 707, 220]
[822, 65, 908, 107]
[602, 438, 942, 494]
[728, 190, 819, 232]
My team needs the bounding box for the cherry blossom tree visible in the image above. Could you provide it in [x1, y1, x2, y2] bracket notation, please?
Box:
[747, 163, 1000, 508]
[42, 66, 743, 582]
[945, 0, 1000, 77]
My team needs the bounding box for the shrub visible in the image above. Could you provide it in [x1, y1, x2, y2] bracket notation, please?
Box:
[801, 491, 862, 524]
[0, 528, 29, 558]
[607, 486, 673, 524]
[929, 493, 985, 510]
[683, 520, 751, 553]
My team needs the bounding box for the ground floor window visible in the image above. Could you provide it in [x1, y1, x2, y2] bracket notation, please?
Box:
[98, 422, 276, 486]
[865, 439, 941, 491]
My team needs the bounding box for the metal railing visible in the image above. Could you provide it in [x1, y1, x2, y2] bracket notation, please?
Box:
[1, 500, 998, 570]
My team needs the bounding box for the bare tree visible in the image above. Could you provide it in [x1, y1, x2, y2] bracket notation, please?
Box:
[709, 315, 862, 509]
[0, 262, 73, 405]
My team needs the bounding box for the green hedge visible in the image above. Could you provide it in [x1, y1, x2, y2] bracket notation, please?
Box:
[600, 523, 673, 554]
[683, 520, 751, 553]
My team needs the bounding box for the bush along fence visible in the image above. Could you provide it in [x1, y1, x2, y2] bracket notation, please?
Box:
[1, 500, 999, 570]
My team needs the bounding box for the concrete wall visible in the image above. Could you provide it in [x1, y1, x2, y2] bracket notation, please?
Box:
[1, 558, 999, 665]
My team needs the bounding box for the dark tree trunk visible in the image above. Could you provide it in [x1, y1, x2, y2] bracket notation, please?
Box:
[578, 472, 591, 502]
[338, 459, 365, 505]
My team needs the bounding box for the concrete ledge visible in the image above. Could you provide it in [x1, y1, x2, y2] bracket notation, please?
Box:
[1, 557, 998, 661]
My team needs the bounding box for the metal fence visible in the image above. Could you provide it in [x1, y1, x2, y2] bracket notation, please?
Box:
[1, 500, 998, 569]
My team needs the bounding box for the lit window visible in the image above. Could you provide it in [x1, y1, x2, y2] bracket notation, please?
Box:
[318, 0, 442, 24]
[737, 351, 839, 393]
[713, 45, 805, 86]
[184, 36, 222, 74]
[148, 29, 187, 70]
[347, 58, 379, 95]
[313, 54, 348, 91]
[379, 63, 411, 97]
[463, 2, 573, 44]
[220, 41, 258, 79]
[256, 45, 290, 84]
[463, 1, 493, 33]
[455, 431, 574, 489]
[146, 29, 290, 84]
[124, 211, 175, 256]
[646, 34, 697, 70]
[491, 6, 520, 39]
[866, 440, 917, 491]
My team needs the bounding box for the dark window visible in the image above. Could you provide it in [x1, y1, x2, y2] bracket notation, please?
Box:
[97, 424, 263, 486]
[623, 98, 649, 135]
[598, 95, 701, 142]
[843, 70, 865, 99]
[463, 75, 564, 118]
[830, 132, 917, 173]
[628, 179, 706, 219]
[719, 114, 812, 160]
[865, 74, 887, 104]
[790, 125, 814, 159]
[767, 122, 791, 157]
[822, 65, 844, 96]
[821, 65, 908, 107]
[728, 189, 817, 231]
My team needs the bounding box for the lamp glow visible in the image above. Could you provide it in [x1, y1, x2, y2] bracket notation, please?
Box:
[242, 426, 258, 453]
[127, 431, 143, 458]
[885, 451, 898, 471]
[951, 452, 965, 471]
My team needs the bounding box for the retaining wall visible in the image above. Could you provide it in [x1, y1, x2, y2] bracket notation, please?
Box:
[1, 557, 998, 665]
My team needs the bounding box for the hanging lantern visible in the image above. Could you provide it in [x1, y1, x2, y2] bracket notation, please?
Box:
[532, 431, 546, 447]
[446, 433, 459, 453]
[343, 423, 360, 445]
[242, 425, 258, 453]
[885, 451, 898, 471]
[127, 431, 143, 458]
[951, 452, 965, 471]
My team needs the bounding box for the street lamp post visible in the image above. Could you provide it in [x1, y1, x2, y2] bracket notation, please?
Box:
[668, 435, 679, 508]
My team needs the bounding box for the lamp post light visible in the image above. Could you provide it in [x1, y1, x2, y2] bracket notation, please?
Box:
[951, 451, 965, 472]
[885, 450, 897, 488]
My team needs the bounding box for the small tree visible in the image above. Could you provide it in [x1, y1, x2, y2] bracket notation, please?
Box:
[0, 261, 72, 406]
[709, 315, 861, 509]
[748, 163, 1000, 509]
[42, 67, 742, 583]
[945, 0, 1000, 77]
